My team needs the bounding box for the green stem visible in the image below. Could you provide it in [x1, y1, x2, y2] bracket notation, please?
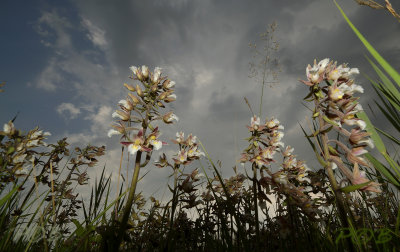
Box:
[252, 164, 260, 251]
[166, 166, 179, 251]
[115, 150, 143, 249]
[170, 165, 179, 230]
[316, 97, 355, 252]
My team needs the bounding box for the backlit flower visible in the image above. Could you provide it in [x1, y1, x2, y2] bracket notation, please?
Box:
[306, 64, 320, 83]
[329, 85, 344, 101]
[186, 134, 197, 146]
[251, 116, 260, 127]
[166, 80, 175, 89]
[357, 138, 374, 149]
[107, 129, 121, 138]
[119, 99, 134, 111]
[266, 118, 280, 129]
[348, 84, 364, 94]
[176, 131, 185, 144]
[108, 122, 124, 138]
[164, 93, 176, 103]
[178, 149, 188, 163]
[351, 163, 381, 193]
[252, 155, 266, 168]
[3, 121, 15, 135]
[153, 67, 162, 83]
[249, 116, 262, 131]
[349, 128, 371, 144]
[163, 112, 179, 124]
[351, 146, 368, 156]
[112, 110, 130, 121]
[149, 135, 162, 150]
[282, 146, 294, 157]
[341, 67, 359, 79]
[273, 172, 288, 185]
[141, 65, 149, 79]
[317, 58, 330, 74]
[262, 147, 276, 159]
[129, 66, 138, 75]
[127, 137, 143, 155]
[187, 145, 204, 158]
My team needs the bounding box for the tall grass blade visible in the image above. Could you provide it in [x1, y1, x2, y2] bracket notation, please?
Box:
[334, 0, 400, 88]
[376, 127, 400, 147]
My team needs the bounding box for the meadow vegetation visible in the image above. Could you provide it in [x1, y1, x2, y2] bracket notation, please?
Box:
[1, 2, 400, 251]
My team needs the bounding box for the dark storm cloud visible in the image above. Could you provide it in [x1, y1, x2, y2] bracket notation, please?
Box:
[2, 0, 399, 197]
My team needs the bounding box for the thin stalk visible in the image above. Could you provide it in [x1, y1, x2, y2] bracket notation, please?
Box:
[259, 66, 267, 117]
[19, 153, 56, 212]
[252, 164, 260, 251]
[50, 161, 56, 225]
[169, 165, 179, 231]
[115, 146, 124, 219]
[166, 165, 180, 251]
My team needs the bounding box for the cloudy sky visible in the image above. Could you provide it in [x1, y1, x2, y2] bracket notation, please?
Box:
[1, 0, 400, 199]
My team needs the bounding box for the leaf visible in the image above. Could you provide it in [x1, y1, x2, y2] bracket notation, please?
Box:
[340, 181, 371, 193]
[334, 0, 400, 88]
[72, 219, 86, 237]
[299, 123, 327, 167]
[366, 56, 400, 102]
[364, 153, 400, 187]
[375, 127, 400, 147]
[322, 115, 340, 127]
[303, 90, 314, 100]
[374, 101, 400, 132]
[356, 110, 386, 154]
[0, 185, 20, 208]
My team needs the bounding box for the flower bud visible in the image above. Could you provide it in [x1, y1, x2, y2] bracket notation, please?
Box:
[108, 128, 121, 138]
[158, 91, 169, 100]
[112, 110, 130, 121]
[152, 67, 162, 83]
[155, 153, 168, 168]
[136, 84, 144, 97]
[3, 121, 15, 135]
[129, 66, 138, 76]
[317, 58, 330, 74]
[164, 93, 176, 103]
[130, 66, 143, 80]
[349, 129, 371, 145]
[163, 112, 179, 124]
[162, 79, 175, 89]
[141, 65, 149, 79]
[306, 64, 319, 84]
[124, 83, 135, 92]
[128, 93, 140, 104]
[151, 84, 158, 92]
[118, 98, 133, 111]
[136, 70, 144, 81]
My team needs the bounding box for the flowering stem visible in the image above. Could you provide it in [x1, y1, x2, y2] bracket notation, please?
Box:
[170, 165, 179, 231]
[116, 150, 143, 249]
[252, 164, 260, 251]
[316, 98, 355, 251]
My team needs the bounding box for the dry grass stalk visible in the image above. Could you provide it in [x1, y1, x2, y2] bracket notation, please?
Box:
[354, 0, 400, 22]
